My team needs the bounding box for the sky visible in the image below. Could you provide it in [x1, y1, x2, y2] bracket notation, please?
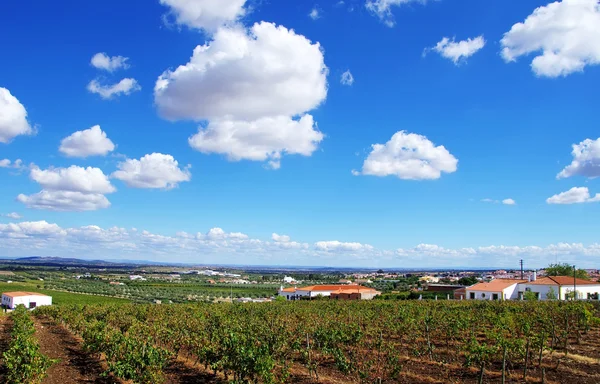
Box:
[1, 0, 600, 269]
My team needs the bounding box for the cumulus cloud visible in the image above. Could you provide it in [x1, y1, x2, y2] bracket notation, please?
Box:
[18, 165, 115, 211]
[0, 158, 22, 168]
[1, 213, 22, 219]
[59, 125, 115, 158]
[428, 36, 485, 64]
[1, 220, 599, 267]
[112, 153, 191, 189]
[366, 0, 424, 27]
[188, 115, 324, 169]
[502, 198, 516, 205]
[557, 137, 600, 179]
[0, 87, 34, 143]
[90, 53, 130, 72]
[309, 8, 321, 20]
[501, 0, 600, 77]
[30, 166, 115, 194]
[315, 240, 374, 252]
[159, 0, 247, 32]
[155, 23, 327, 121]
[354, 130, 458, 180]
[87, 78, 141, 99]
[340, 70, 354, 86]
[0, 221, 66, 238]
[546, 187, 600, 204]
[17, 191, 111, 212]
[155, 22, 328, 168]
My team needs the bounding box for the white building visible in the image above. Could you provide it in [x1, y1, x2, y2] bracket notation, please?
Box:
[521, 276, 600, 300]
[283, 276, 295, 284]
[466, 279, 527, 300]
[466, 276, 600, 301]
[278, 284, 381, 300]
[1, 292, 52, 310]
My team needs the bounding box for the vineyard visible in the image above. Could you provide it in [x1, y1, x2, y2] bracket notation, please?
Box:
[21, 300, 600, 384]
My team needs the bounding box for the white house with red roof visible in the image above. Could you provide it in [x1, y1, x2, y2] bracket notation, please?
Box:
[466, 275, 600, 301]
[278, 284, 380, 300]
[521, 276, 600, 300]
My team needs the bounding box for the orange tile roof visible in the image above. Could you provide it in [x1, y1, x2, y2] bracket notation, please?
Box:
[280, 287, 297, 292]
[333, 287, 379, 294]
[527, 276, 599, 286]
[2, 291, 50, 298]
[467, 279, 528, 292]
[297, 284, 376, 292]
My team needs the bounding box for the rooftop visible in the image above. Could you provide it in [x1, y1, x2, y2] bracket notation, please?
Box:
[528, 276, 599, 286]
[467, 279, 528, 292]
[2, 291, 50, 298]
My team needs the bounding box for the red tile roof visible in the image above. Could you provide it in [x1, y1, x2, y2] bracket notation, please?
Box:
[467, 279, 528, 292]
[528, 276, 599, 286]
[296, 284, 377, 293]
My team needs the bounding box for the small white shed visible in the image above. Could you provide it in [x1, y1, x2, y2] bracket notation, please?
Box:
[1, 291, 52, 310]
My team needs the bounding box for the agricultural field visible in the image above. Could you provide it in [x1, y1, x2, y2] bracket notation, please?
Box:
[1, 300, 598, 383]
[0, 282, 130, 305]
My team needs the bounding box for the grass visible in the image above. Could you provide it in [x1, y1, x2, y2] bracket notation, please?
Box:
[0, 282, 130, 305]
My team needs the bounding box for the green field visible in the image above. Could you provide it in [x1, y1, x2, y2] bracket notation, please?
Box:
[0, 282, 130, 305]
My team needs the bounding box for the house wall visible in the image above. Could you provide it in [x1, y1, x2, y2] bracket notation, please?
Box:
[2, 295, 52, 309]
[503, 284, 521, 300]
[465, 290, 503, 300]
[520, 283, 600, 300]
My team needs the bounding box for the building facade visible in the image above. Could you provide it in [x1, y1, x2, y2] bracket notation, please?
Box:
[1, 292, 52, 309]
[278, 284, 381, 300]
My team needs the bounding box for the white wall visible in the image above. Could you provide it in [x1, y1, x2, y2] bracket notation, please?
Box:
[466, 290, 503, 300]
[1, 294, 52, 309]
[503, 284, 521, 300]
[520, 283, 600, 300]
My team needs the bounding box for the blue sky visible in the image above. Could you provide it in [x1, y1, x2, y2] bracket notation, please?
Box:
[1, 0, 599, 268]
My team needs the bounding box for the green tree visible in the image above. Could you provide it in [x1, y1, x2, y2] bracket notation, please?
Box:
[545, 287, 557, 300]
[523, 291, 538, 301]
[458, 276, 479, 286]
[545, 264, 588, 279]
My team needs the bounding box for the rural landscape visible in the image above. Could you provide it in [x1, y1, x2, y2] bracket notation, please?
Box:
[0, 258, 599, 383]
[2, 0, 600, 383]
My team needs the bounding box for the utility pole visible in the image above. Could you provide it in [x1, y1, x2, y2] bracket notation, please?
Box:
[520, 259, 524, 280]
[573, 264, 577, 300]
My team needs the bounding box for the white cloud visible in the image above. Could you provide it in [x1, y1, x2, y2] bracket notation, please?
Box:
[1, 220, 600, 267]
[0, 221, 66, 238]
[17, 191, 111, 212]
[18, 165, 115, 211]
[155, 23, 327, 122]
[155, 22, 328, 168]
[546, 187, 600, 204]
[309, 8, 321, 20]
[87, 78, 141, 99]
[112, 153, 191, 189]
[188, 115, 324, 168]
[501, 0, 600, 77]
[159, 0, 247, 32]
[366, 0, 423, 27]
[30, 166, 115, 194]
[340, 70, 354, 86]
[315, 240, 374, 252]
[481, 198, 498, 203]
[557, 137, 600, 179]
[429, 36, 485, 64]
[354, 130, 458, 180]
[502, 198, 516, 205]
[0, 159, 11, 168]
[90, 53, 130, 72]
[0, 87, 34, 143]
[1, 213, 22, 219]
[272, 233, 291, 242]
[59, 125, 115, 158]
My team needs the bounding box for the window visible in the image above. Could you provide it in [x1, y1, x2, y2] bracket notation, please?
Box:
[29, 302, 36, 309]
[492, 293, 499, 300]
[469, 292, 475, 299]
[481, 293, 486, 298]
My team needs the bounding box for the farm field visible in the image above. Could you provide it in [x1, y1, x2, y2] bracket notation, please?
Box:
[0, 282, 131, 305]
[1, 300, 598, 383]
